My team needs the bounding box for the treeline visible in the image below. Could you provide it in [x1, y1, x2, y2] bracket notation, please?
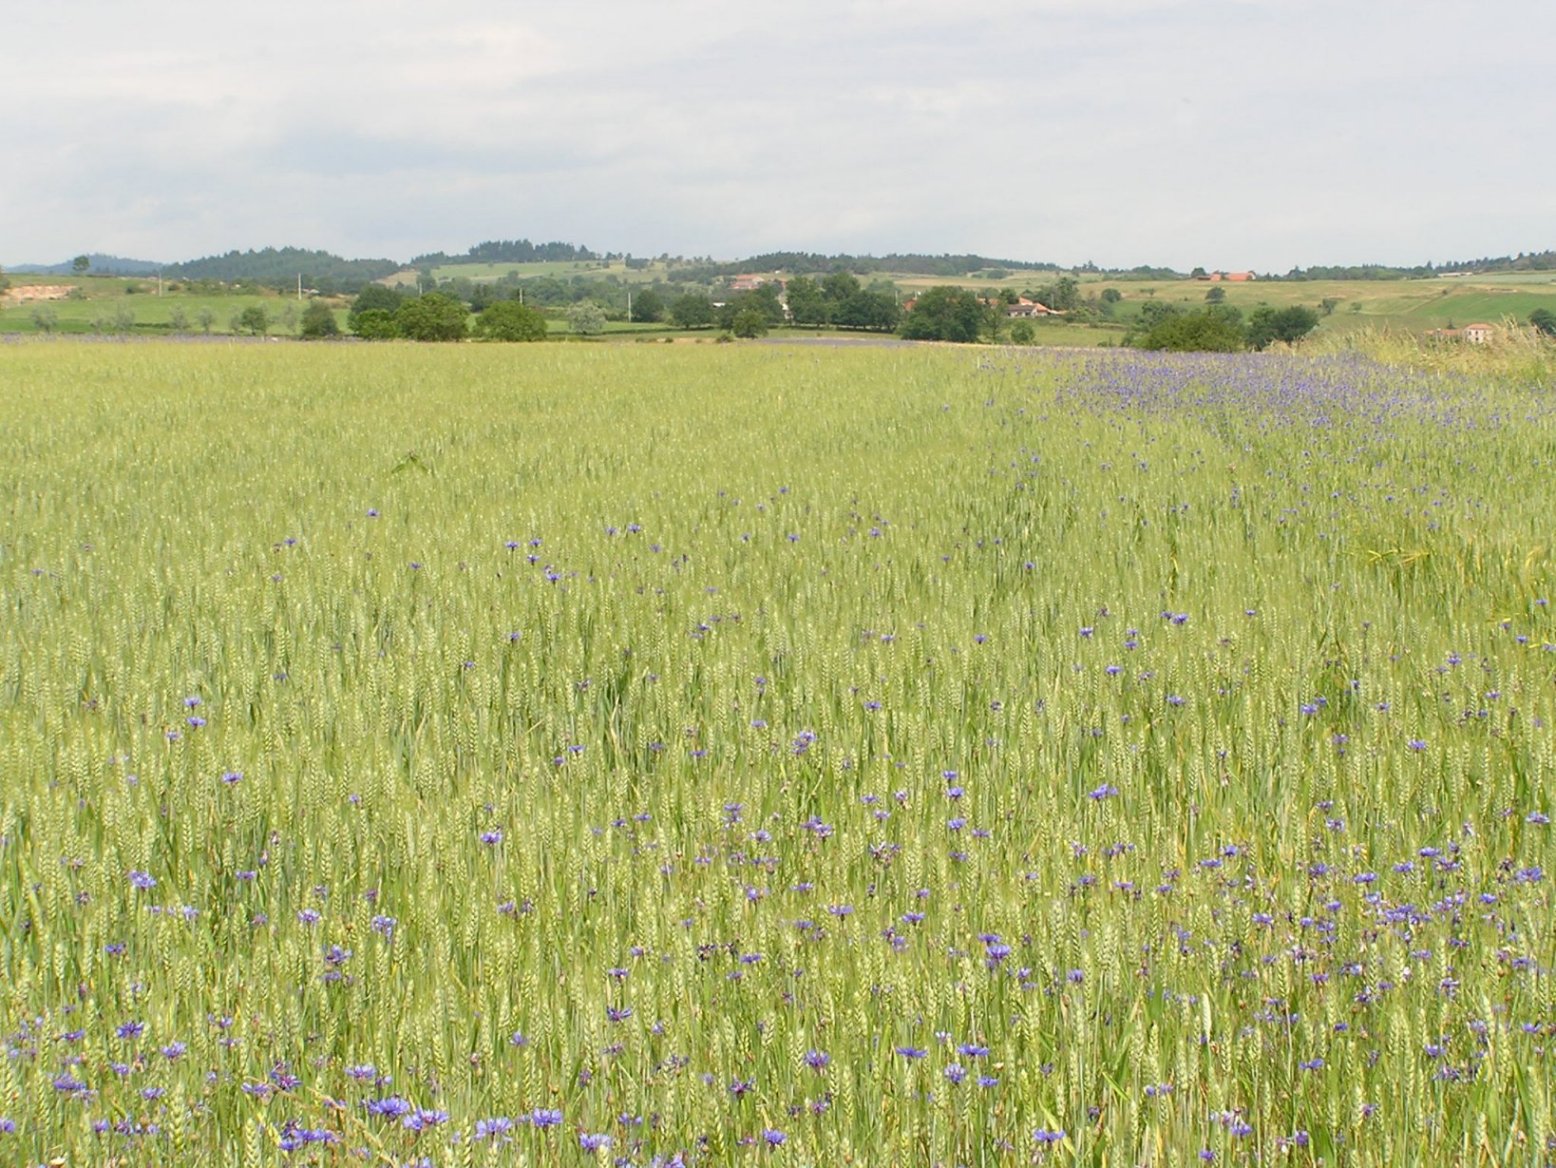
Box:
[1124, 302, 1321, 351]
[160, 248, 399, 292]
[676, 252, 1063, 281]
[1282, 250, 1556, 280]
[410, 239, 600, 267]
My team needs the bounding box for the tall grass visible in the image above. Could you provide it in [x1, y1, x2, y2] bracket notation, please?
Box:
[1, 342, 1553, 1166]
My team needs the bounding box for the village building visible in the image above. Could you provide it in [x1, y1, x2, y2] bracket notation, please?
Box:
[1005, 298, 1061, 318]
[1427, 322, 1496, 344]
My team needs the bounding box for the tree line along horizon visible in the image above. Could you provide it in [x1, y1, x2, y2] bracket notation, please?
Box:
[249, 276, 1347, 352]
[7, 258, 1555, 350]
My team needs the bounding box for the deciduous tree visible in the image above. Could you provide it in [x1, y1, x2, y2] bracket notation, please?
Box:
[731, 307, 769, 338]
[567, 300, 607, 336]
[670, 292, 715, 329]
[1245, 305, 1319, 350]
[629, 289, 665, 323]
[785, 276, 829, 326]
[475, 300, 548, 342]
[299, 301, 341, 339]
[237, 305, 270, 336]
[352, 309, 399, 340]
[395, 293, 468, 341]
[899, 286, 986, 343]
[348, 284, 408, 331]
[1135, 307, 1245, 352]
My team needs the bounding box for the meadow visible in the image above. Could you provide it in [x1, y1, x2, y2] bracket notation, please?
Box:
[2, 341, 1554, 1167]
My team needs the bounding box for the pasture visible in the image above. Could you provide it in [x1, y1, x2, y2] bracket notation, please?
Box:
[0, 277, 342, 338]
[2, 342, 1554, 1166]
[1093, 274, 1556, 339]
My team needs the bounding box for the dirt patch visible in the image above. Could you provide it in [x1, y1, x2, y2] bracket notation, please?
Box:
[1, 284, 75, 307]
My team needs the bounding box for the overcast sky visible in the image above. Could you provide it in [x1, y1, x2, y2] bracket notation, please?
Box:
[2, 0, 1550, 272]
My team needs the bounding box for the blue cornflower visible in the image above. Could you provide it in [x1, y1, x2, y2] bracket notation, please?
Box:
[402, 1109, 449, 1131]
[128, 870, 156, 890]
[365, 1096, 412, 1118]
[474, 1117, 514, 1139]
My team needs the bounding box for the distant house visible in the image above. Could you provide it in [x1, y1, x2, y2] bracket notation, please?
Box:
[1202, 270, 1256, 283]
[728, 274, 769, 292]
[1427, 323, 1496, 344]
[1005, 298, 1060, 318]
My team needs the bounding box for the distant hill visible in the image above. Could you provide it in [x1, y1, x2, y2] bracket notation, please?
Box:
[1280, 250, 1556, 281]
[7, 253, 164, 276]
[676, 252, 1065, 280]
[159, 247, 399, 293]
[410, 239, 601, 268]
[8, 240, 1551, 290]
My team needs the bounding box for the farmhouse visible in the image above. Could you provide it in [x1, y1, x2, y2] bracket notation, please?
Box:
[1005, 298, 1061, 318]
[1426, 323, 1496, 344]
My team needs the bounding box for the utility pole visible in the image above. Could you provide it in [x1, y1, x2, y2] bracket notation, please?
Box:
[297, 274, 303, 301]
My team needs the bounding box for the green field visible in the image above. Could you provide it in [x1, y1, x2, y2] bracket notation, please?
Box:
[0, 276, 346, 337]
[1089, 275, 1556, 338]
[3, 341, 1554, 1165]
[425, 259, 681, 285]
